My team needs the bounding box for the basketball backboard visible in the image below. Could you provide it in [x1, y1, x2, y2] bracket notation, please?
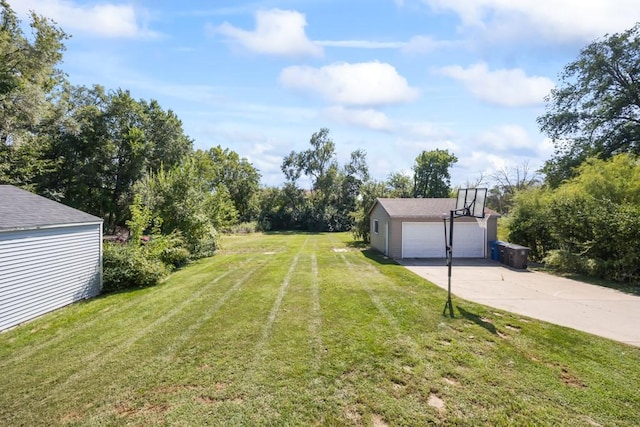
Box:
[455, 188, 487, 218]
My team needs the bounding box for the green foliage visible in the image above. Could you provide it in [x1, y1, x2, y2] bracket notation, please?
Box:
[351, 180, 390, 242]
[539, 23, 640, 186]
[0, 2, 67, 144]
[386, 172, 413, 197]
[0, 2, 67, 186]
[133, 154, 232, 257]
[508, 154, 640, 283]
[278, 128, 369, 232]
[507, 187, 555, 260]
[205, 146, 261, 222]
[222, 221, 260, 234]
[102, 242, 168, 292]
[412, 149, 458, 198]
[143, 231, 191, 270]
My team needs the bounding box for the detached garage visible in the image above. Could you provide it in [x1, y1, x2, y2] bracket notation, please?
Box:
[0, 185, 103, 331]
[369, 198, 499, 260]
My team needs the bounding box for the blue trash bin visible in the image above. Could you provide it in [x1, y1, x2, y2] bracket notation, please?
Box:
[489, 240, 502, 261]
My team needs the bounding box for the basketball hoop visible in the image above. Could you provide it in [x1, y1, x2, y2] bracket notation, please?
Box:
[442, 188, 488, 318]
[475, 212, 490, 229]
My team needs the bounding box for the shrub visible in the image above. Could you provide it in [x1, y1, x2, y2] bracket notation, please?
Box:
[102, 242, 168, 292]
[222, 221, 259, 234]
[143, 231, 191, 270]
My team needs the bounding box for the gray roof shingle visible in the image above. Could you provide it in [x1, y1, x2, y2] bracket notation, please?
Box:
[0, 185, 102, 231]
[372, 198, 498, 218]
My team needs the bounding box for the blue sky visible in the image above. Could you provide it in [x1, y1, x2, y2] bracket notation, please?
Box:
[13, 0, 640, 188]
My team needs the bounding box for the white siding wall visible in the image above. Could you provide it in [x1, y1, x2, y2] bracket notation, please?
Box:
[0, 223, 102, 331]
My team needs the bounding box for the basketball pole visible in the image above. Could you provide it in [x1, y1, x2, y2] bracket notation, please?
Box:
[442, 209, 455, 317]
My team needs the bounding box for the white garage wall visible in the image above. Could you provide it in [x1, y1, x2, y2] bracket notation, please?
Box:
[0, 223, 102, 331]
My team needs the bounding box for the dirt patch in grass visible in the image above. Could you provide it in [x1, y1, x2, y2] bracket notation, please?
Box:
[60, 410, 83, 423]
[442, 377, 459, 386]
[114, 402, 169, 418]
[372, 413, 389, 427]
[505, 324, 521, 331]
[428, 393, 445, 411]
[344, 406, 363, 424]
[561, 368, 587, 388]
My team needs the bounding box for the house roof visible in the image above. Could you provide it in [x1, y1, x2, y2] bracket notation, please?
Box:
[370, 197, 500, 219]
[0, 185, 103, 231]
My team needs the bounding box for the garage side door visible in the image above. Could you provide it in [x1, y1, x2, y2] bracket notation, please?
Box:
[402, 222, 484, 258]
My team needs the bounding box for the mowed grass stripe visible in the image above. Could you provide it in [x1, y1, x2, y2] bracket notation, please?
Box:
[3, 258, 267, 422]
[33, 260, 255, 405]
[84, 234, 315, 425]
[308, 252, 323, 372]
[0, 259, 251, 405]
[0, 252, 251, 368]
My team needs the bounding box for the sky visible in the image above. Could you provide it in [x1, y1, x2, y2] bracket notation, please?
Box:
[12, 0, 640, 188]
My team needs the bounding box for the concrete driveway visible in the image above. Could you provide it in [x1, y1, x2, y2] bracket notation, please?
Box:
[400, 258, 640, 347]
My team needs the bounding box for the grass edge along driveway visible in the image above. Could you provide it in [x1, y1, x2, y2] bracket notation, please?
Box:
[1, 232, 639, 426]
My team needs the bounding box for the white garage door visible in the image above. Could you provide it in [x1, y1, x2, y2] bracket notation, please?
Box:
[402, 222, 485, 258]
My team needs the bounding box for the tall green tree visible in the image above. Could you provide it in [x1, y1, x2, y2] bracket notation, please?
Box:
[280, 128, 369, 231]
[0, 1, 67, 185]
[205, 146, 261, 222]
[387, 172, 413, 197]
[36, 85, 192, 231]
[539, 23, 640, 187]
[412, 149, 458, 198]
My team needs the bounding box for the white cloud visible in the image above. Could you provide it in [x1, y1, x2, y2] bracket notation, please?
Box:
[423, 0, 640, 42]
[475, 124, 537, 153]
[439, 62, 554, 107]
[401, 35, 455, 54]
[316, 40, 404, 49]
[213, 9, 322, 57]
[14, 0, 158, 39]
[324, 106, 393, 131]
[279, 61, 419, 106]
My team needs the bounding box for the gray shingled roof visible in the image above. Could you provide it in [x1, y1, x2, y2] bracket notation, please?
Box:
[371, 198, 498, 218]
[0, 185, 102, 231]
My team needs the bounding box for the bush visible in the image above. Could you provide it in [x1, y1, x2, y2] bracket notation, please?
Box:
[222, 221, 259, 234]
[143, 231, 191, 270]
[102, 242, 168, 292]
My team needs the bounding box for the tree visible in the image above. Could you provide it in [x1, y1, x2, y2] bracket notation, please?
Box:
[0, 1, 67, 185]
[280, 128, 368, 231]
[0, 1, 67, 142]
[205, 146, 261, 222]
[487, 161, 540, 214]
[538, 23, 640, 187]
[387, 172, 412, 197]
[33, 85, 193, 232]
[412, 149, 457, 198]
[351, 180, 390, 242]
[133, 154, 237, 256]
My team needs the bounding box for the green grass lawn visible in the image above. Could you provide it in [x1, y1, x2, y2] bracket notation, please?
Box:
[1, 232, 639, 426]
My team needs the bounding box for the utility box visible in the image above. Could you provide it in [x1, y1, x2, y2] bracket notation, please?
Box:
[503, 243, 530, 269]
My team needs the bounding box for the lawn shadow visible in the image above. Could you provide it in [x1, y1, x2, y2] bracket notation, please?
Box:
[538, 270, 640, 297]
[346, 240, 368, 249]
[361, 249, 399, 265]
[457, 306, 497, 335]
